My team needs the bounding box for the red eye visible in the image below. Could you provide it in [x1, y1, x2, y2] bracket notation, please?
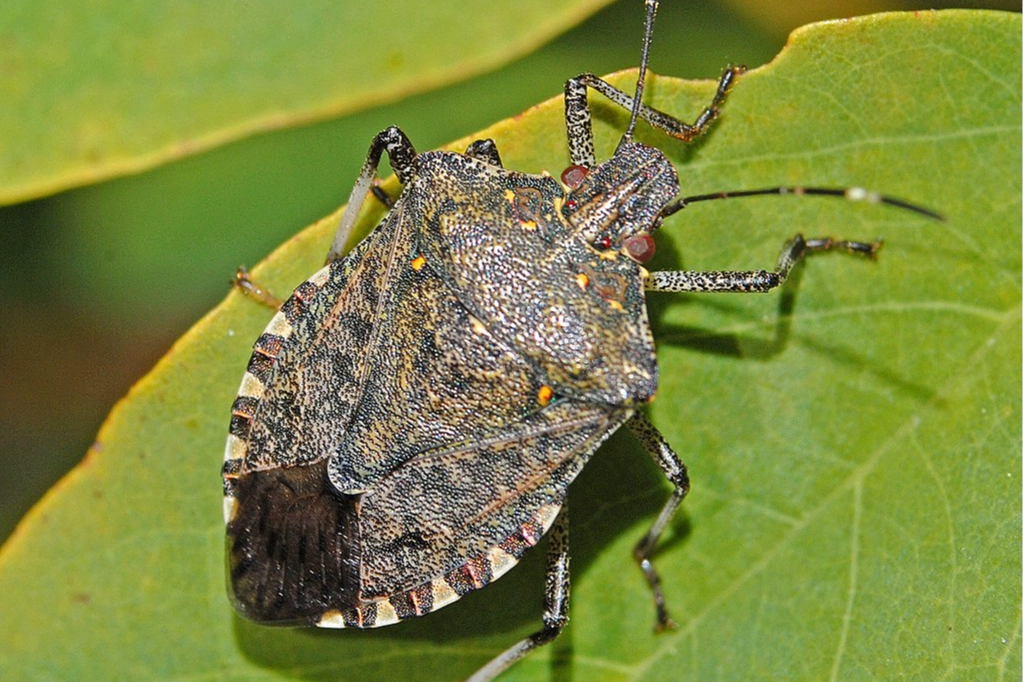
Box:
[623, 233, 656, 263]
[595, 236, 613, 250]
[560, 164, 589, 188]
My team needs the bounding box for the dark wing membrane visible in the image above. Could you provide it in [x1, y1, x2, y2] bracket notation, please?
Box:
[355, 400, 629, 602]
[227, 458, 360, 623]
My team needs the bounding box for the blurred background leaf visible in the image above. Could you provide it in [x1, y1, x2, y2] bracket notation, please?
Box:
[0, 0, 622, 204]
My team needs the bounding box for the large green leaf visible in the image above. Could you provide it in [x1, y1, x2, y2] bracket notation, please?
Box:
[0, 0, 612, 205]
[1, 10, 1018, 682]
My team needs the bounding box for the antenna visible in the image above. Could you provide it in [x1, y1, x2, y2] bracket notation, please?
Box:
[663, 185, 945, 222]
[622, 0, 659, 146]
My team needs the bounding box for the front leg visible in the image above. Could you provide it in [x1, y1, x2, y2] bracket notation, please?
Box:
[563, 66, 744, 168]
[328, 126, 417, 263]
[232, 266, 283, 310]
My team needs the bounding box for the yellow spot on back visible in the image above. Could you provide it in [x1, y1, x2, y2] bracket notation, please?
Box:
[503, 189, 515, 203]
[537, 385, 554, 406]
[411, 255, 427, 271]
[469, 315, 487, 335]
[520, 219, 537, 230]
[575, 273, 590, 290]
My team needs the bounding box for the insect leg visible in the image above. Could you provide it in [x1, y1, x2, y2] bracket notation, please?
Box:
[626, 411, 689, 630]
[564, 66, 743, 167]
[646, 234, 882, 294]
[232, 266, 283, 310]
[370, 183, 396, 210]
[467, 505, 570, 682]
[464, 139, 504, 167]
[327, 126, 417, 263]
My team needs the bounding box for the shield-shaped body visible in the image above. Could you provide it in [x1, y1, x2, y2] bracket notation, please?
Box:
[222, 147, 677, 627]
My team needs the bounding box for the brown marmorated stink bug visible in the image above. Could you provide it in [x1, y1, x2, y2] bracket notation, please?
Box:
[221, 1, 942, 680]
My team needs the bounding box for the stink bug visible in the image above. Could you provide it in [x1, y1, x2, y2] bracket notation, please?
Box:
[221, 1, 941, 680]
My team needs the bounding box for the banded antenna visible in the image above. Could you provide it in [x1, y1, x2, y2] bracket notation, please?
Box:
[619, 0, 659, 149]
[663, 185, 945, 222]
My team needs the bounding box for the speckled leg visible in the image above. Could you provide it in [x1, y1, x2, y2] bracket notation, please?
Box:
[647, 234, 882, 294]
[370, 184, 396, 210]
[328, 126, 418, 263]
[232, 266, 283, 310]
[626, 411, 689, 630]
[467, 504, 570, 682]
[564, 64, 744, 167]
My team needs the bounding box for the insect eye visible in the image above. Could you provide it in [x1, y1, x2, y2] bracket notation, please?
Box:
[560, 164, 589, 188]
[594, 236, 613, 250]
[622, 233, 656, 263]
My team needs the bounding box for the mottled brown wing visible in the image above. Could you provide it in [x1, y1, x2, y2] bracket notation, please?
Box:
[224, 203, 418, 623]
[354, 400, 629, 604]
[227, 388, 627, 626]
[226, 201, 415, 476]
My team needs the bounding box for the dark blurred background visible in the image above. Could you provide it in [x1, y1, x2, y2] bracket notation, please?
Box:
[1, 0, 1018, 543]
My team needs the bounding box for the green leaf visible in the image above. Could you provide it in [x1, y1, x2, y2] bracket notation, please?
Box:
[0, 0, 613, 205]
[1, 10, 1018, 682]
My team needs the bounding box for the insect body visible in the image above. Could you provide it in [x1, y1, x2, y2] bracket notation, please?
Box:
[222, 2, 938, 680]
[225, 140, 663, 621]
